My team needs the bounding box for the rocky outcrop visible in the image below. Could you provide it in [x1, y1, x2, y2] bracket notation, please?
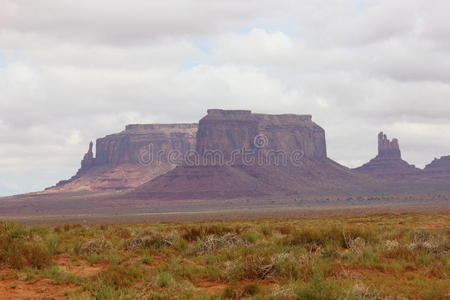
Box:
[423, 156, 450, 180]
[80, 142, 95, 174]
[194, 109, 326, 165]
[47, 124, 198, 192]
[354, 132, 420, 179]
[131, 109, 369, 200]
[378, 132, 401, 158]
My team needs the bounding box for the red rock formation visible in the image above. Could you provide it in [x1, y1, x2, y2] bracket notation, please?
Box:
[378, 132, 401, 158]
[46, 124, 197, 192]
[423, 156, 450, 180]
[80, 141, 95, 173]
[130, 109, 369, 200]
[194, 109, 326, 165]
[354, 132, 420, 179]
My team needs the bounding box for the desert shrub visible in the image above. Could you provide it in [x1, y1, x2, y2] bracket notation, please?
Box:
[222, 261, 243, 281]
[72, 241, 83, 255]
[125, 232, 173, 250]
[285, 225, 378, 249]
[260, 225, 273, 237]
[382, 245, 417, 260]
[407, 231, 449, 255]
[295, 271, 347, 300]
[269, 285, 297, 299]
[349, 283, 384, 300]
[274, 253, 314, 281]
[343, 235, 366, 255]
[195, 233, 250, 255]
[0, 222, 29, 239]
[242, 283, 261, 296]
[155, 272, 174, 288]
[24, 243, 53, 269]
[242, 230, 263, 243]
[57, 223, 82, 233]
[0, 222, 52, 269]
[114, 227, 132, 239]
[94, 263, 144, 288]
[241, 254, 276, 279]
[275, 225, 294, 235]
[181, 224, 244, 241]
[419, 281, 450, 300]
[381, 240, 400, 251]
[42, 265, 83, 285]
[222, 286, 242, 299]
[81, 238, 111, 254]
[45, 234, 61, 255]
[284, 226, 340, 247]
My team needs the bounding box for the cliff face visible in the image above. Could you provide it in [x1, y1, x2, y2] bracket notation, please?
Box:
[94, 124, 197, 166]
[196, 110, 259, 161]
[354, 132, 420, 179]
[47, 124, 198, 192]
[423, 156, 450, 180]
[253, 113, 326, 159]
[195, 109, 326, 164]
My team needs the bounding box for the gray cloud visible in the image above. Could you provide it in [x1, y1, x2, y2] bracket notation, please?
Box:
[1, 0, 450, 196]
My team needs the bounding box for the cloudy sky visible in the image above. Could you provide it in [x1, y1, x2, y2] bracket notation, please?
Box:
[1, 0, 450, 196]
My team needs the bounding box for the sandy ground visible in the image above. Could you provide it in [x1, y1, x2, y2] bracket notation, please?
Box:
[2, 202, 449, 226]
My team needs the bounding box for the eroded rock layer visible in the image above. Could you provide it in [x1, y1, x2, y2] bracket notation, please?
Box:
[46, 124, 197, 192]
[423, 156, 450, 180]
[194, 109, 326, 164]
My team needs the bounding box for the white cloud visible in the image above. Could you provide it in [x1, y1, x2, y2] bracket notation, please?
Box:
[1, 0, 450, 195]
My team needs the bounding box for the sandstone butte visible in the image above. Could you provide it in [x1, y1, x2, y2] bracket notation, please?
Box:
[353, 132, 421, 179]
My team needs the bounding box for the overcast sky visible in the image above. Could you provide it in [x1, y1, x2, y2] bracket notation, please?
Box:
[1, 0, 450, 196]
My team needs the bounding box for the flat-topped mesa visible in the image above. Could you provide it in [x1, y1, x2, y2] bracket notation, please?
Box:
[423, 155, 450, 180]
[195, 109, 326, 163]
[50, 123, 198, 192]
[378, 132, 401, 159]
[206, 109, 253, 118]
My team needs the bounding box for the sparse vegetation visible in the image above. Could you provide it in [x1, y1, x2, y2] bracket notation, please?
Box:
[0, 213, 449, 299]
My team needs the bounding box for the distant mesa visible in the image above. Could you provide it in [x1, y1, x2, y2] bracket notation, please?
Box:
[41, 110, 450, 200]
[45, 123, 198, 193]
[354, 132, 420, 179]
[423, 155, 450, 180]
[195, 109, 326, 163]
[130, 109, 368, 200]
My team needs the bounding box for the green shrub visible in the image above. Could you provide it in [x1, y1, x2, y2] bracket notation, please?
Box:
[243, 283, 261, 296]
[295, 271, 346, 300]
[285, 225, 379, 248]
[94, 263, 144, 288]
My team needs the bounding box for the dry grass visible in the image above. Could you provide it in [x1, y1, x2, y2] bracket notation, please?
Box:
[0, 213, 448, 299]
